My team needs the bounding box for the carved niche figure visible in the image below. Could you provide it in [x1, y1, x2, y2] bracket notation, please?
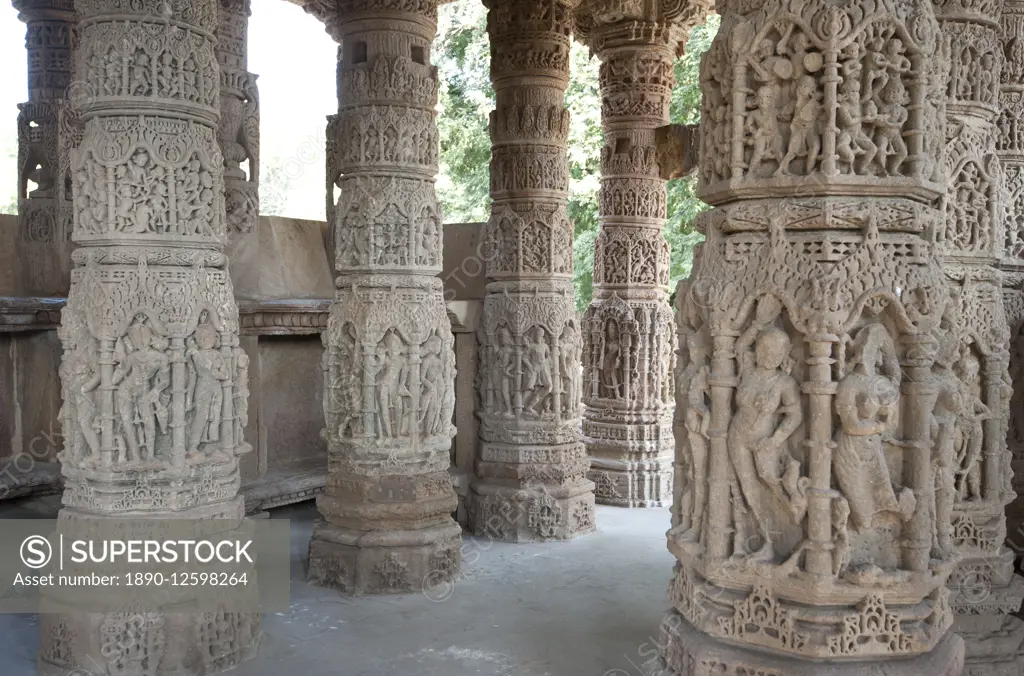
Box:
[186, 323, 229, 458]
[523, 326, 554, 415]
[931, 335, 967, 557]
[952, 348, 990, 503]
[490, 325, 516, 418]
[419, 334, 446, 436]
[678, 322, 711, 541]
[112, 321, 171, 464]
[833, 324, 916, 532]
[559, 325, 580, 417]
[62, 341, 102, 463]
[374, 330, 406, 439]
[599, 319, 624, 399]
[728, 323, 805, 561]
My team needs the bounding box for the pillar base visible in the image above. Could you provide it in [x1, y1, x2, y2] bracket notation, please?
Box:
[469, 480, 596, 542]
[588, 463, 672, 508]
[646, 610, 965, 676]
[37, 610, 261, 676]
[307, 519, 462, 595]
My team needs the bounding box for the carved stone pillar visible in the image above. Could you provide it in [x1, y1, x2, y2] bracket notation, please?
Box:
[304, 0, 462, 595]
[1001, 1, 1024, 535]
[216, 0, 260, 239]
[573, 1, 708, 508]
[470, 0, 596, 542]
[935, 2, 1024, 672]
[654, 1, 966, 674]
[14, 0, 78, 295]
[38, 1, 259, 673]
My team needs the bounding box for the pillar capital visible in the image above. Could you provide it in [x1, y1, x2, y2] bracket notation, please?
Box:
[573, 0, 711, 56]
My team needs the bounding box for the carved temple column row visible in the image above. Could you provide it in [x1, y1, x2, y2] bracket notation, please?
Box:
[14, 0, 77, 295]
[934, 1, 1024, 672]
[303, 0, 463, 594]
[39, 0, 259, 673]
[573, 2, 707, 508]
[469, 0, 596, 541]
[657, 0, 966, 673]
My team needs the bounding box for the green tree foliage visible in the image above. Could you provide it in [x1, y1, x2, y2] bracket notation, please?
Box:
[433, 3, 719, 311]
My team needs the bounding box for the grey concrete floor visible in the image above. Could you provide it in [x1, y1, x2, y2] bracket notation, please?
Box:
[0, 500, 676, 676]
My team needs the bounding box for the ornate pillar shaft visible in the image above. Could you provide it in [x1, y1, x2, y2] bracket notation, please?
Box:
[216, 0, 260, 240]
[935, 2, 1024, 672]
[574, 3, 707, 509]
[39, 0, 259, 673]
[305, 0, 462, 595]
[470, 0, 596, 542]
[655, 1, 966, 674]
[1001, 0, 1024, 534]
[14, 0, 78, 295]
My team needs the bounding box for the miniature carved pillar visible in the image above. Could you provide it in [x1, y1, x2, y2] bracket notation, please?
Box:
[935, 3, 1024, 672]
[14, 0, 78, 295]
[304, 0, 462, 595]
[38, 1, 259, 673]
[216, 0, 260, 239]
[470, 0, 596, 542]
[655, 1, 968, 674]
[572, 2, 707, 508]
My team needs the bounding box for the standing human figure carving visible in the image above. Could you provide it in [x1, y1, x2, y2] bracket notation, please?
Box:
[113, 322, 171, 464]
[953, 349, 990, 502]
[523, 326, 553, 414]
[681, 329, 711, 541]
[419, 334, 445, 436]
[600, 319, 623, 399]
[931, 337, 966, 557]
[833, 325, 916, 532]
[776, 75, 822, 176]
[186, 324, 229, 458]
[374, 331, 404, 438]
[64, 343, 102, 462]
[492, 325, 515, 417]
[728, 324, 805, 561]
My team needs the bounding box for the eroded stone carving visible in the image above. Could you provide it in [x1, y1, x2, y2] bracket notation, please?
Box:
[307, 0, 462, 596]
[39, 1, 259, 673]
[470, 0, 596, 540]
[651, 1, 970, 674]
